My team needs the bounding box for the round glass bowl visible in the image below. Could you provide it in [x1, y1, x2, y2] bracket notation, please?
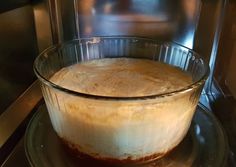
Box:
[25, 104, 228, 167]
[34, 37, 209, 163]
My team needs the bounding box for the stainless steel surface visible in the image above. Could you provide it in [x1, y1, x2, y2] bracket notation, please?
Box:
[0, 0, 52, 115]
[0, 80, 42, 148]
[214, 0, 236, 98]
[1, 138, 30, 167]
[195, 0, 227, 95]
[48, 0, 78, 43]
[33, 0, 53, 52]
[0, 0, 30, 13]
[0, 5, 38, 114]
[48, 0, 202, 48]
[0, 1, 51, 164]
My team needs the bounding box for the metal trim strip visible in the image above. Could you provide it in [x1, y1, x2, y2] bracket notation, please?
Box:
[0, 80, 42, 148]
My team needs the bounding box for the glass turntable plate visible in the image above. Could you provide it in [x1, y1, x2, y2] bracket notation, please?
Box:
[25, 104, 228, 167]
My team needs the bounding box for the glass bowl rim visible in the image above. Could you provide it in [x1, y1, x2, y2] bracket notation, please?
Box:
[34, 36, 210, 101]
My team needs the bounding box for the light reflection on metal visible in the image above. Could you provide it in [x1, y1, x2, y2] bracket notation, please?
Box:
[103, 2, 112, 14]
[206, 0, 227, 94]
[194, 124, 201, 135]
[0, 81, 42, 148]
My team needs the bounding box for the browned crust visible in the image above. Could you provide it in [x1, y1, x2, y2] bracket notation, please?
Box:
[59, 137, 177, 165]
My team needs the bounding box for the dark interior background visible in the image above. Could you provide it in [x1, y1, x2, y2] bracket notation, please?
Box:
[0, 1, 38, 114]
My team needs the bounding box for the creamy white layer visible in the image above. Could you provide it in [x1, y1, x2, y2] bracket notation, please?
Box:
[50, 58, 192, 97]
[43, 58, 197, 161]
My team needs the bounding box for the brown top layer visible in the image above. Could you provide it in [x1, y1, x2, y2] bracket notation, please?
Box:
[50, 58, 192, 97]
